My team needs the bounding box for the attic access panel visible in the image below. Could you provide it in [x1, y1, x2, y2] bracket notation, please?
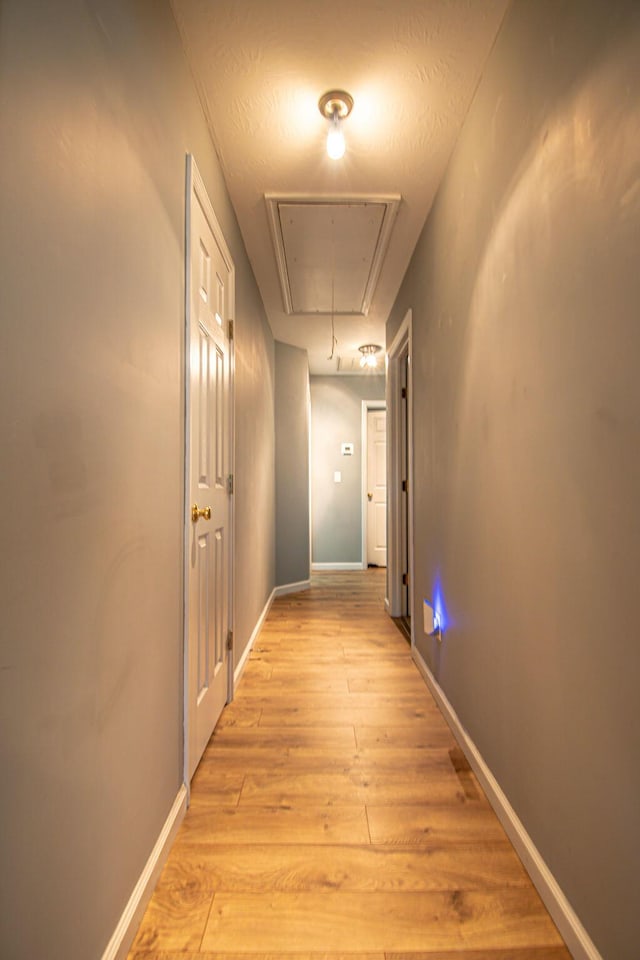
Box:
[266, 195, 400, 316]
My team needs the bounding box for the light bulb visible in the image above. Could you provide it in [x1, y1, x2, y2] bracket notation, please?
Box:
[359, 353, 378, 369]
[358, 344, 382, 368]
[326, 117, 345, 160]
[319, 91, 353, 160]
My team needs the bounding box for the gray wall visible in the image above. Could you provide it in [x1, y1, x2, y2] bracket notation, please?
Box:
[387, 3, 640, 958]
[0, 2, 274, 959]
[234, 284, 276, 666]
[275, 341, 310, 587]
[310, 376, 385, 564]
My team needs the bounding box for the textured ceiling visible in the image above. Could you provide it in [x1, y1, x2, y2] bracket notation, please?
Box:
[171, 0, 508, 374]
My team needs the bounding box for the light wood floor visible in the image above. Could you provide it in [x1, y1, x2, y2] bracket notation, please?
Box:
[129, 570, 571, 960]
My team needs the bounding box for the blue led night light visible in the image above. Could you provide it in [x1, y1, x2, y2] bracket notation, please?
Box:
[433, 574, 449, 634]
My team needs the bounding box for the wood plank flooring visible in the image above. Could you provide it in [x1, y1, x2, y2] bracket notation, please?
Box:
[129, 570, 571, 960]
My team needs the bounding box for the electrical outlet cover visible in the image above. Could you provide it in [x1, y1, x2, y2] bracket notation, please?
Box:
[423, 599, 435, 635]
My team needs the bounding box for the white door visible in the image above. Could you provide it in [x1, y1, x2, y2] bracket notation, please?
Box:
[186, 158, 234, 780]
[367, 409, 387, 566]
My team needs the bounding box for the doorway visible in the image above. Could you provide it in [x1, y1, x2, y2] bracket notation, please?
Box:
[184, 156, 235, 782]
[386, 309, 413, 642]
[362, 401, 387, 568]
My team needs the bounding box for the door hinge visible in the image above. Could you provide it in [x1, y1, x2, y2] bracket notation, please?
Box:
[227, 473, 234, 495]
[402, 479, 408, 493]
[401, 387, 407, 399]
[402, 572, 409, 586]
[227, 630, 233, 652]
[228, 319, 234, 340]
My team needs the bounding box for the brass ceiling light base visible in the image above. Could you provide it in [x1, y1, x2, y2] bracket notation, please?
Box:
[318, 90, 354, 120]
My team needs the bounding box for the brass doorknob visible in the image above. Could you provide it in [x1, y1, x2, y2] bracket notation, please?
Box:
[191, 504, 212, 522]
[367, 492, 373, 501]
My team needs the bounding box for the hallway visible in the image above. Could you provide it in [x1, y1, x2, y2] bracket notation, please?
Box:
[129, 571, 570, 958]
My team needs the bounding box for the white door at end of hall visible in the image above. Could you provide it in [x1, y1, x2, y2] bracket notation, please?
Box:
[367, 409, 387, 567]
[187, 168, 232, 781]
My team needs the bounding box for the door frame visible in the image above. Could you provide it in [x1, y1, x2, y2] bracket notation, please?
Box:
[182, 154, 235, 793]
[361, 399, 387, 570]
[386, 308, 413, 637]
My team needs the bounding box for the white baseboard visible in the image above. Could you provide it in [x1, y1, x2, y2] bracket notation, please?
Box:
[101, 784, 187, 960]
[274, 578, 311, 597]
[233, 580, 310, 688]
[411, 648, 601, 960]
[234, 580, 310, 686]
[234, 587, 276, 686]
[311, 562, 364, 570]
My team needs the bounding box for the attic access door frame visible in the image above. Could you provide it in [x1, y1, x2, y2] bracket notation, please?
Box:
[265, 194, 400, 317]
[386, 309, 413, 639]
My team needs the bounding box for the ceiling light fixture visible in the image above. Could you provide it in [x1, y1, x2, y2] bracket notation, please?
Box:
[358, 343, 382, 369]
[318, 90, 353, 160]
